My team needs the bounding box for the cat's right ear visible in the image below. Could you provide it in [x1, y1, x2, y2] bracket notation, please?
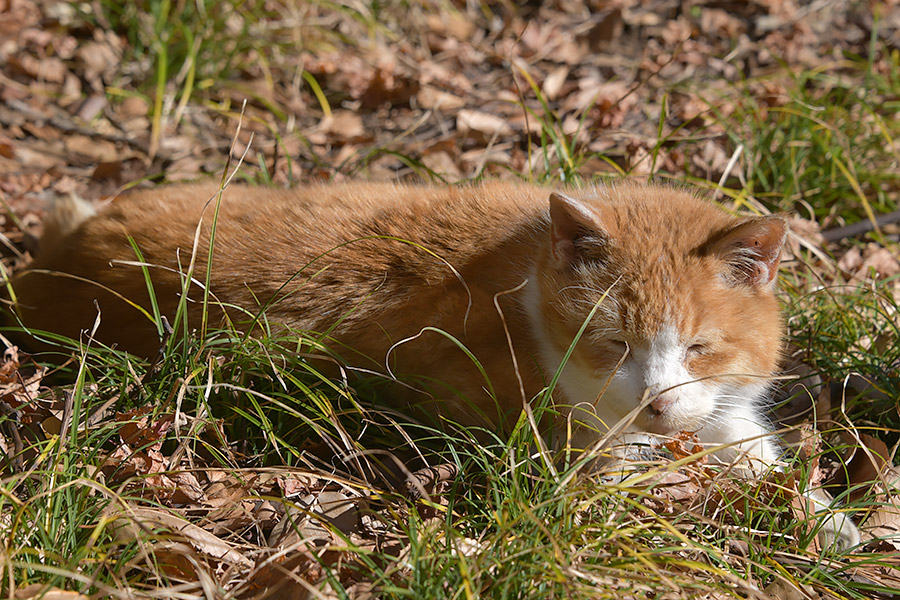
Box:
[548, 192, 605, 269]
[708, 216, 788, 290]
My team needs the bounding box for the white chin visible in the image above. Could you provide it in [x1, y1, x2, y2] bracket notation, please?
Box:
[641, 412, 702, 436]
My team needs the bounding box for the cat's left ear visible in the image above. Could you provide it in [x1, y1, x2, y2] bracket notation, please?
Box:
[548, 192, 606, 269]
[709, 216, 788, 289]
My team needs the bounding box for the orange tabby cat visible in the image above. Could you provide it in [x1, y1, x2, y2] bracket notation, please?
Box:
[8, 180, 858, 549]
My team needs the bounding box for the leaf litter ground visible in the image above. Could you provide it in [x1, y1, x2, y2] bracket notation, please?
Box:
[1, 0, 900, 598]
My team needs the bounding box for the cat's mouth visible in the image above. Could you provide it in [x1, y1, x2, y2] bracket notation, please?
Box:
[641, 408, 703, 436]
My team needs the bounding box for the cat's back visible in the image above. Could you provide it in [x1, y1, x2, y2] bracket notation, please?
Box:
[10, 180, 549, 356]
[74, 180, 546, 261]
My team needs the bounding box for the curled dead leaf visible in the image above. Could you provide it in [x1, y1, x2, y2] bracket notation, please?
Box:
[837, 246, 863, 273]
[859, 245, 900, 279]
[416, 86, 465, 110]
[269, 488, 363, 548]
[662, 430, 705, 462]
[457, 109, 514, 138]
[111, 507, 253, 568]
[542, 66, 569, 101]
[859, 466, 900, 549]
[839, 433, 890, 503]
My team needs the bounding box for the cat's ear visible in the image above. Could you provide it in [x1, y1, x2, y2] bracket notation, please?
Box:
[709, 216, 788, 289]
[548, 192, 606, 269]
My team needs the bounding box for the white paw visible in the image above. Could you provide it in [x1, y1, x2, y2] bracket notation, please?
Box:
[816, 510, 860, 553]
[804, 488, 859, 553]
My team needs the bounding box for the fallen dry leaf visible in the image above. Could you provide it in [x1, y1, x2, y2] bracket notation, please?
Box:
[14, 585, 89, 600]
[63, 134, 118, 163]
[859, 245, 900, 279]
[269, 488, 363, 548]
[457, 109, 514, 138]
[662, 430, 706, 462]
[841, 433, 891, 502]
[764, 578, 818, 600]
[112, 507, 253, 568]
[0, 346, 19, 383]
[319, 110, 367, 142]
[416, 86, 466, 111]
[119, 95, 149, 118]
[542, 65, 569, 101]
[644, 470, 703, 510]
[837, 245, 863, 273]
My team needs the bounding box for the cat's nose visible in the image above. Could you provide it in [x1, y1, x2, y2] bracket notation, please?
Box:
[648, 389, 677, 415]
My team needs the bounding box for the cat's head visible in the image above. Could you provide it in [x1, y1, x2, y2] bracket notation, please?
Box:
[534, 183, 787, 440]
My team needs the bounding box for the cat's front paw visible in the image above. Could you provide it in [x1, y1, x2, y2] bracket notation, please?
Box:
[816, 510, 860, 553]
[805, 488, 859, 553]
[587, 433, 663, 484]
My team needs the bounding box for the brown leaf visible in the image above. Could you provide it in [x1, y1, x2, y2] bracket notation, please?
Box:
[405, 462, 459, 502]
[14, 585, 88, 600]
[75, 94, 106, 121]
[661, 17, 693, 46]
[416, 86, 465, 110]
[117, 408, 174, 448]
[542, 66, 569, 101]
[691, 138, 731, 179]
[277, 472, 318, 496]
[785, 216, 825, 257]
[425, 12, 475, 39]
[844, 433, 891, 502]
[245, 546, 319, 600]
[0, 346, 19, 384]
[764, 579, 817, 600]
[837, 246, 863, 273]
[420, 151, 462, 181]
[645, 470, 702, 510]
[0, 366, 44, 411]
[63, 134, 119, 163]
[0, 139, 14, 159]
[8, 54, 67, 83]
[269, 488, 365, 548]
[119, 96, 149, 118]
[319, 110, 366, 142]
[859, 245, 900, 279]
[111, 507, 253, 567]
[699, 9, 745, 38]
[795, 424, 824, 484]
[76, 40, 121, 87]
[663, 430, 705, 462]
[90, 160, 122, 181]
[457, 109, 513, 138]
[170, 471, 206, 504]
[581, 8, 623, 52]
[859, 466, 900, 549]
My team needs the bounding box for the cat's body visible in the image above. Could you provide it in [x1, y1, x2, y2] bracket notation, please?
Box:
[8, 180, 858, 548]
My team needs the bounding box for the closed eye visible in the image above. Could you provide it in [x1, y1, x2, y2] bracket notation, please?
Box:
[687, 343, 708, 355]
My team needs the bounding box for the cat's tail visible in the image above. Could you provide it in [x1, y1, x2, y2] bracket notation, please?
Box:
[39, 192, 96, 256]
[2, 192, 97, 350]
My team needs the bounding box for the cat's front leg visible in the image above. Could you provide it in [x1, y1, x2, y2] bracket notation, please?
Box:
[701, 410, 860, 552]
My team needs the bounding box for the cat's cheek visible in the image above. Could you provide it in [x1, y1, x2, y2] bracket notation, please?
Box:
[556, 360, 647, 434]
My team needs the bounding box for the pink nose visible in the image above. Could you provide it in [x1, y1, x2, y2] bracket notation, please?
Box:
[649, 391, 677, 415]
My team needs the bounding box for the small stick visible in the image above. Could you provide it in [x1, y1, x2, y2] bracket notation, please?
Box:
[821, 208, 900, 243]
